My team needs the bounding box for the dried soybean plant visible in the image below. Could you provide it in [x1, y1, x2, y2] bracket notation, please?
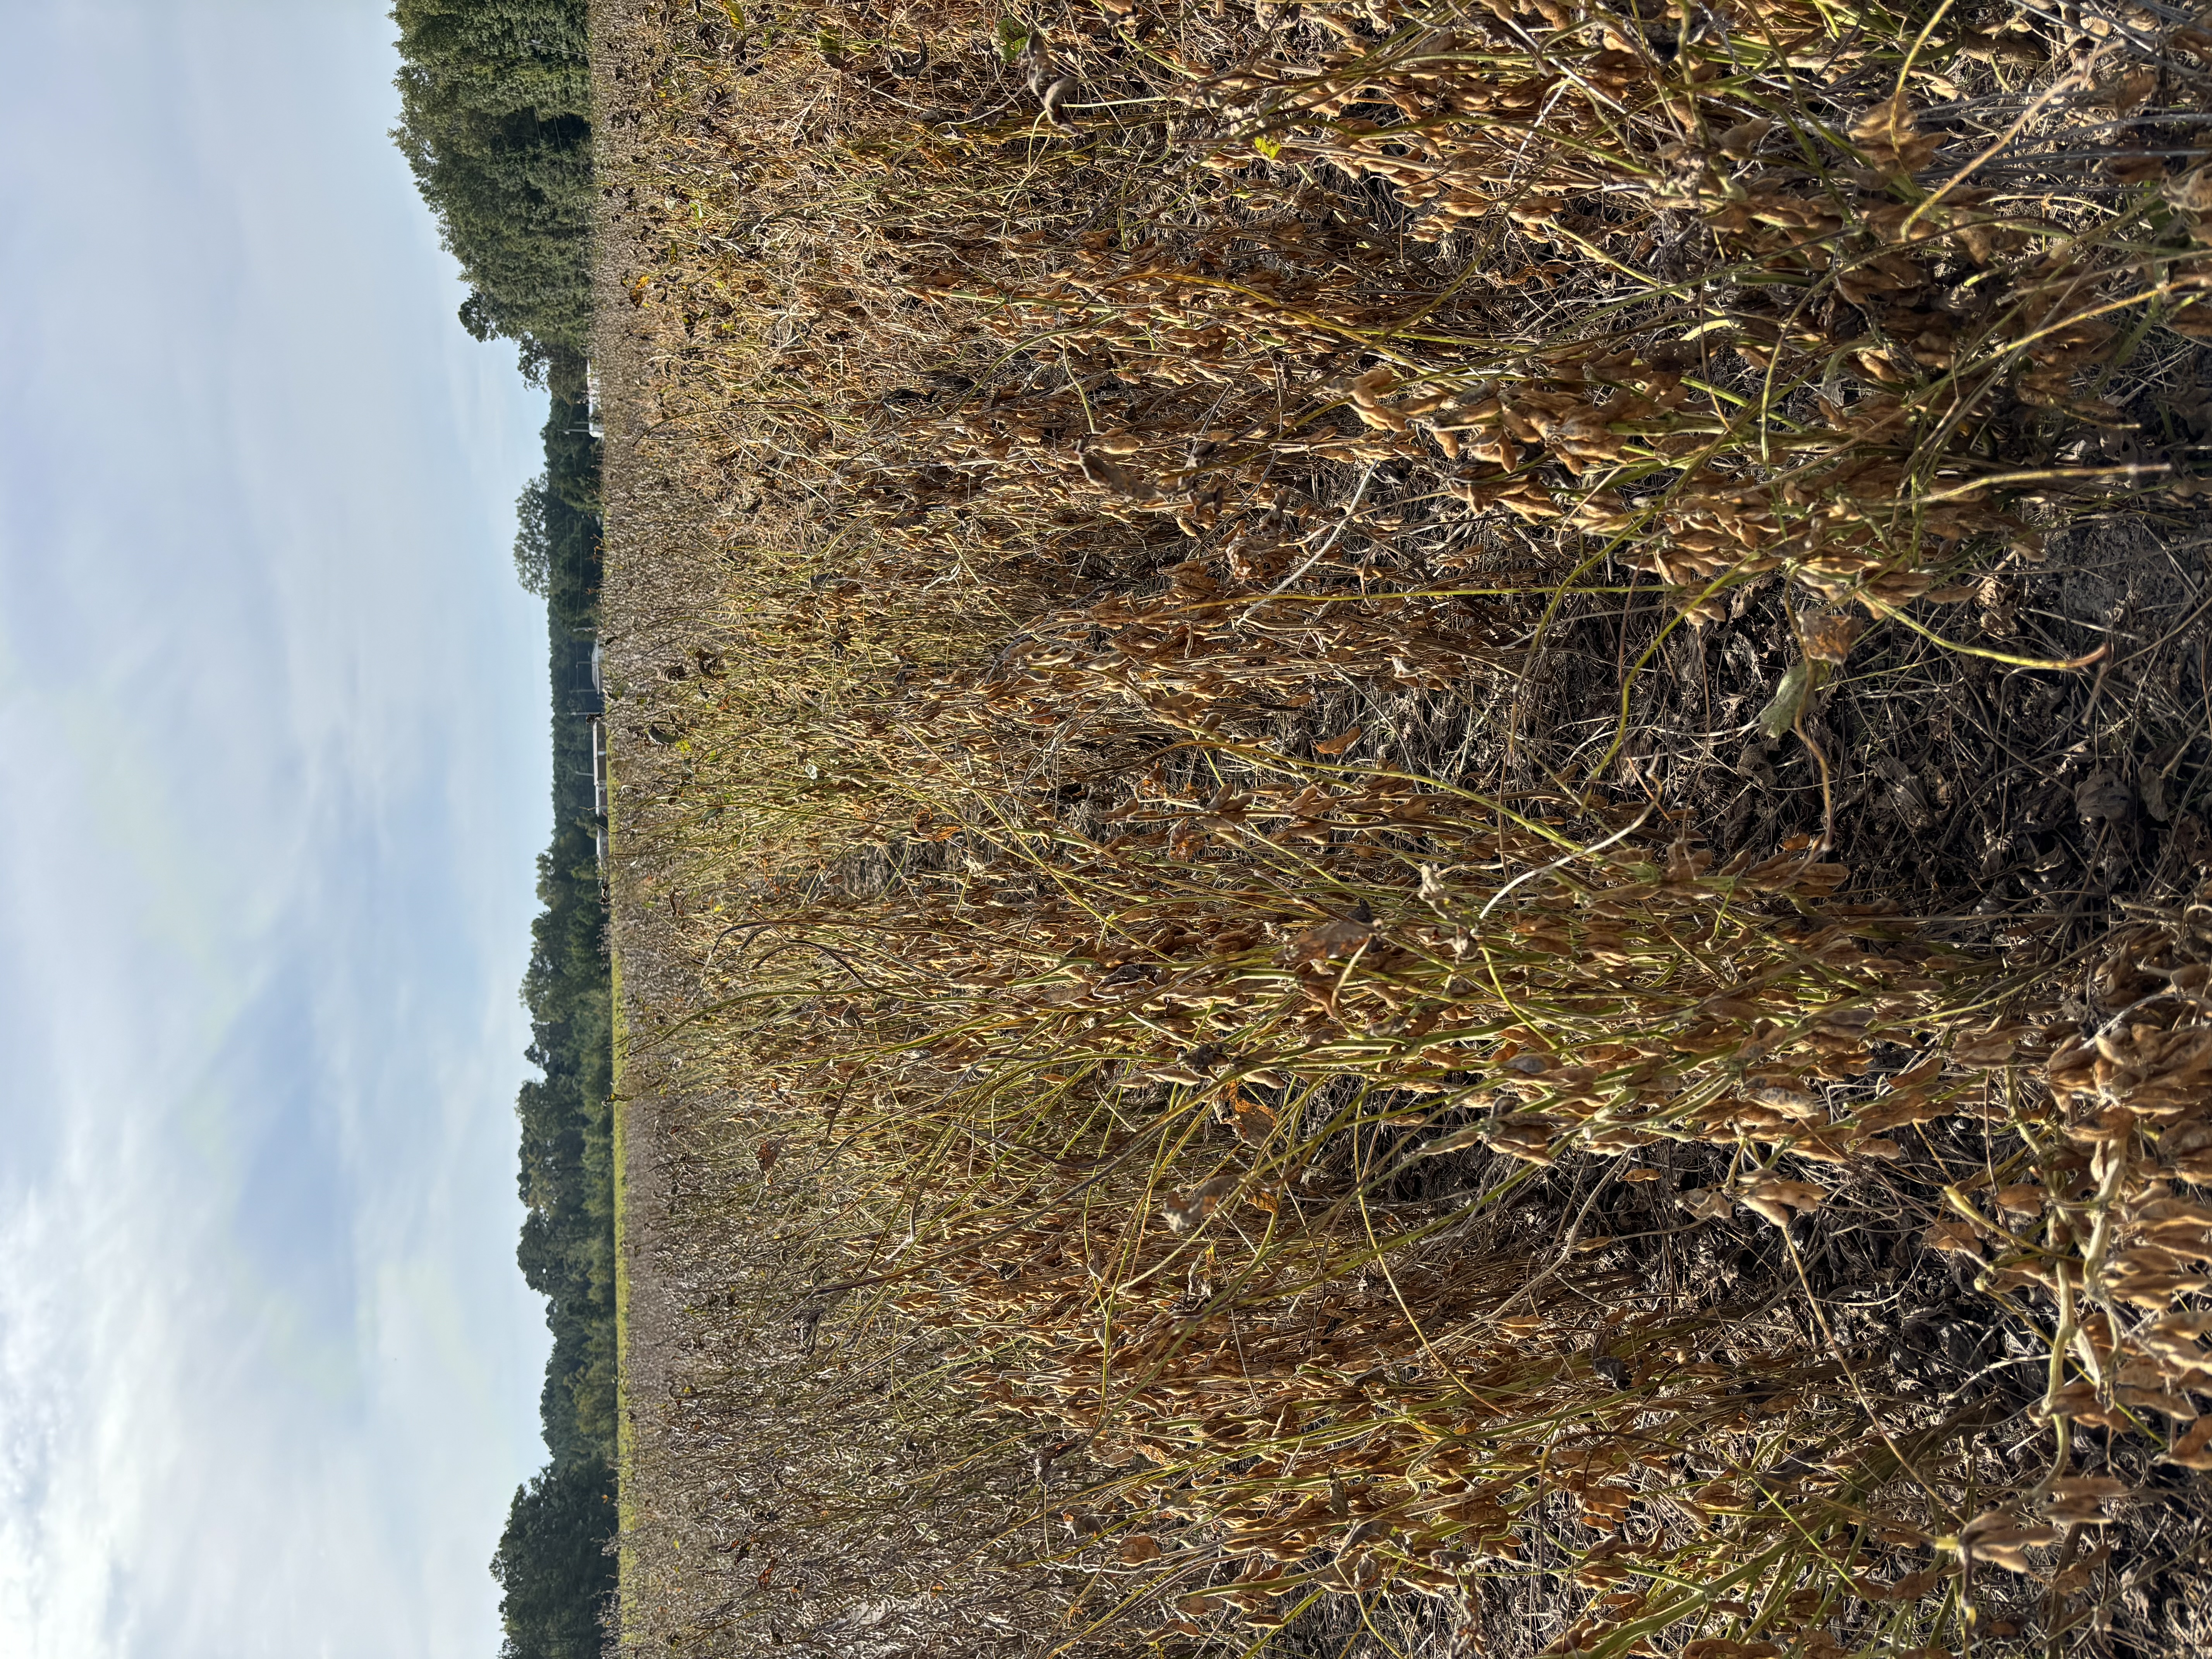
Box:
[625, 0, 2212, 690]
[598, 0, 2212, 1650]
[653, 735, 2095, 1651]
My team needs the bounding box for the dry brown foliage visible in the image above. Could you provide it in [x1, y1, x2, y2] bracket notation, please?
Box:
[593, 0, 2212, 1651]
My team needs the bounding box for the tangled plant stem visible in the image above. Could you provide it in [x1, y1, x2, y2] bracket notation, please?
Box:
[597, 0, 2212, 1650]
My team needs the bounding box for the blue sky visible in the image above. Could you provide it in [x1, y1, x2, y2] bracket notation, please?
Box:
[0, 3, 555, 1655]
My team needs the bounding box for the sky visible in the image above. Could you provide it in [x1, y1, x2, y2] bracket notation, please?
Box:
[0, 3, 556, 1656]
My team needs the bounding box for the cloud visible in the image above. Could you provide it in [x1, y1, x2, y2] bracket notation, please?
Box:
[0, 3, 557, 1656]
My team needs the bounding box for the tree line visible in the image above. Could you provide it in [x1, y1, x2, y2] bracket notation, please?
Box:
[395, 0, 594, 381]
[392, 3, 614, 1656]
[494, 376, 615, 1659]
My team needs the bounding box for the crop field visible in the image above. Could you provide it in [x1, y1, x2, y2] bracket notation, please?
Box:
[591, 0, 2212, 1651]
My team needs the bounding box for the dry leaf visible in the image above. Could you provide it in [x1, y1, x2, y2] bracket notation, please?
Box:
[2167, 1416, 2212, 1470]
[1801, 610, 1863, 665]
[1230, 1095, 1278, 1145]
[1040, 74, 1079, 129]
[1925, 1219, 1984, 1258]
[2075, 769, 2133, 823]
[1160, 1171, 1238, 1234]
[1079, 449, 1156, 499]
[1286, 915, 1374, 962]
[1680, 1187, 1734, 1222]
[1717, 117, 1772, 158]
[2166, 165, 2212, 224]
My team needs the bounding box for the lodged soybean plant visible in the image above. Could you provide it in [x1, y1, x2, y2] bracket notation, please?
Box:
[604, 0, 2212, 1650]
